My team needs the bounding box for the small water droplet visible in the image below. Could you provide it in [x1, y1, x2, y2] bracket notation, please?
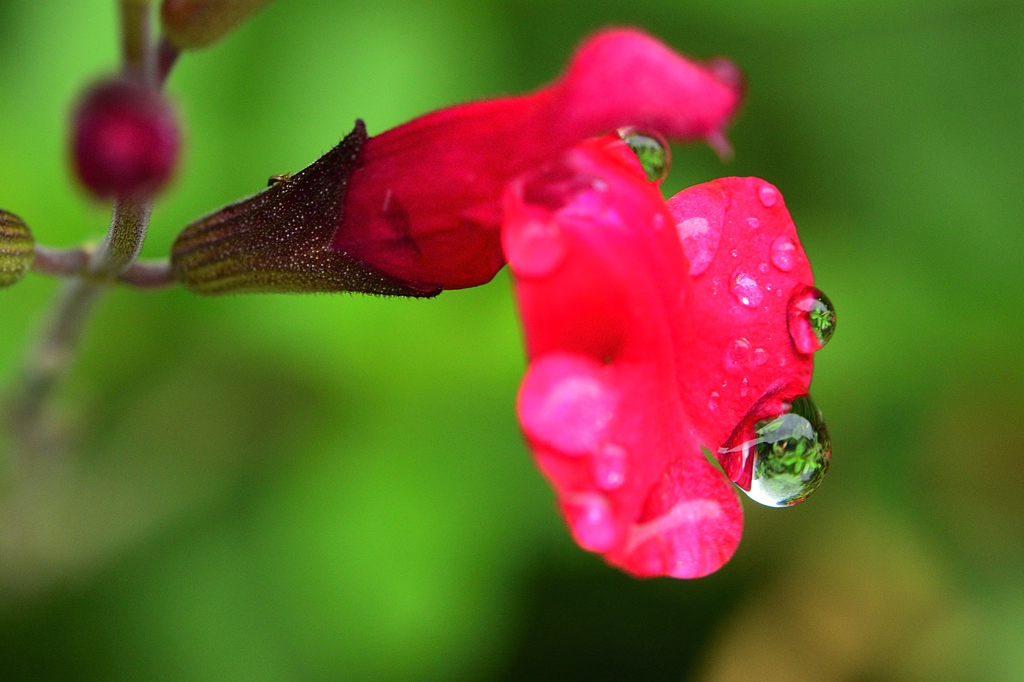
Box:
[787, 286, 837, 353]
[565, 492, 617, 551]
[730, 269, 763, 307]
[593, 444, 628, 491]
[617, 127, 671, 182]
[518, 354, 616, 455]
[676, 216, 721, 276]
[758, 262, 769, 274]
[753, 348, 767, 366]
[758, 184, 778, 207]
[503, 218, 565, 278]
[740, 378, 749, 397]
[771, 236, 796, 272]
[709, 391, 720, 411]
[521, 163, 607, 211]
[726, 338, 751, 370]
[718, 395, 831, 507]
[746, 217, 760, 229]
[730, 249, 739, 258]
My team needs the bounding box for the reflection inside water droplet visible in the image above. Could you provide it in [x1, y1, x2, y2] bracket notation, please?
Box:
[718, 395, 831, 507]
[617, 127, 671, 182]
[787, 286, 836, 353]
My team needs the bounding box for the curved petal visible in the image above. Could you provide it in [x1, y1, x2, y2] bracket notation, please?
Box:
[334, 29, 743, 290]
[666, 178, 816, 450]
[505, 140, 743, 578]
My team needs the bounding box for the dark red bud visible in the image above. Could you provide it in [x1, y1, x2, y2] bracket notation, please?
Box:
[71, 78, 181, 199]
[170, 120, 438, 297]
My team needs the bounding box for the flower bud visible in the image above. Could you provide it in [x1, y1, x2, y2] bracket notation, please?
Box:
[71, 78, 181, 199]
[0, 210, 35, 288]
[171, 121, 439, 297]
[161, 0, 275, 50]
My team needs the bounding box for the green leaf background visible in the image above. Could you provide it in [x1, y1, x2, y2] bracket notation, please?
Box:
[1, 0, 1022, 679]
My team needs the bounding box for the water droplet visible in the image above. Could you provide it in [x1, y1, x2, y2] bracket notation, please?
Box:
[593, 444, 628, 490]
[746, 217, 760, 229]
[676, 216, 721, 276]
[730, 269, 763, 307]
[617, 127, 671, 182]
[730, 249, 739, 258]
[753, 348, 767, 366]
[758, 184, 778, 207]
[518, 354, 616, 455]
[771, 236, 797, 272]
[758, 262, 769, 274]
[726, 338, 751, 370]
[740, 378, 749, 397]
[718, 395, 831, 507]
[709, 391, 720, 411]
[787, 286, 837, 354]
[565, 492, 617, 551]
[521, 163, 607, 212]
[502, 217, 566, 277]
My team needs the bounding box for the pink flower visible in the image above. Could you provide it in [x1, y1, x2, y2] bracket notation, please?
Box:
[168, 28, 834, 580]
[505, 135, 833, 578]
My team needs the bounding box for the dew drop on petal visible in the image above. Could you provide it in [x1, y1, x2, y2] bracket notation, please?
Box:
[758, 184, 778, 207]
[730, 269, 763, 307]
[758, 262, 769, 274]
[770, 236, 797, 272]
[726, 338, 751, 370]
[676, 216, 721, 276]
[740, 378, 749, 397]
[617, 127, 671, 182]
[787, 286, 837, 354]
[518, 354, 616, 456]
[718, 395, 831, 507]
[730, 249, 738, 258]
[564, 492, 617, 551]
[593, 443, 628, 491]
[503, 218, 566, 278]
[753, 348, 767, 366]
[709, 391, 720, 411]
[747, 217, 760, 229]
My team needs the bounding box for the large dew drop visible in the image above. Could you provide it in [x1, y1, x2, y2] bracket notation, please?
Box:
[719, 395, 831, 507]
[618, 127, 671, 183]
[787, 286, 837, 354]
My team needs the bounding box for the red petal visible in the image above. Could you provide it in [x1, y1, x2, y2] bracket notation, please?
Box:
[334, 29, 743, 290]
[506, 143, 743, 578]
[666, 178, 816, 451]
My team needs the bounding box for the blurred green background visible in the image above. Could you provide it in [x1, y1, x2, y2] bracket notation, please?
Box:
[1, 0, 1022, 679]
